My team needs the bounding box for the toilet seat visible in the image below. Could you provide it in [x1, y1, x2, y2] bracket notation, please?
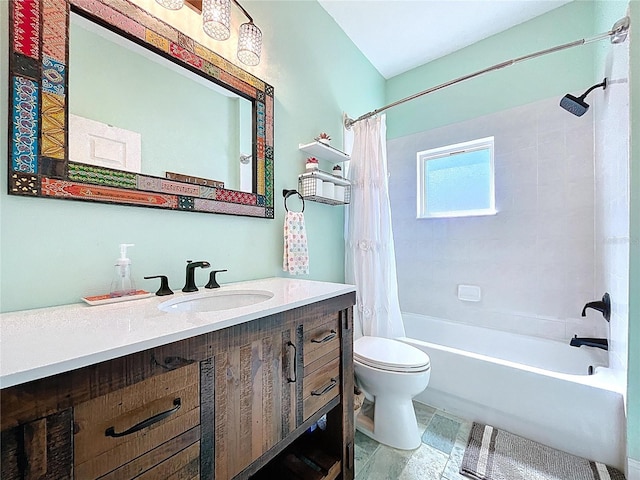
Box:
[354, 336, 430, 373]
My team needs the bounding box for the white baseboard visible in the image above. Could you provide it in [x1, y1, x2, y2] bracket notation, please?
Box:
[628, 457, 640, 480]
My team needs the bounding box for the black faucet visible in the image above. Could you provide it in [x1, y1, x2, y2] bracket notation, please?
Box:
[570, 335, 608, 350]
[581, 292, 611, 322]
[182, 260, 210, 293]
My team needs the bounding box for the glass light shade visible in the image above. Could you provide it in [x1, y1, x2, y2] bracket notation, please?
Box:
[202, 0, 231, 41]
[237, 22, 262, 66]
[155, 0, 184, 10]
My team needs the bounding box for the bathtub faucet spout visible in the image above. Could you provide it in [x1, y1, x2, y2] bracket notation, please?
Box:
[581, 293, 611, 322]
[569, 335, 608, 351]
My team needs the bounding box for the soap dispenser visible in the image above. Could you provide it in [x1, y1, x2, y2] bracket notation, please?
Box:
[110, 243, 136, 297]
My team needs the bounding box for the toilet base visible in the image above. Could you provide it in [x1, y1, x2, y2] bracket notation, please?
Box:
[355, 397, 422, 450]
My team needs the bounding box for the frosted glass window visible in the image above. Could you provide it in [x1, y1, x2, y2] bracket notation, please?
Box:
[417, 137, 496, 218]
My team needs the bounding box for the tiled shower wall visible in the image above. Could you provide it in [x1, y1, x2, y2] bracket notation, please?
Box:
[594, 37, 630, 373]
[388, 96, 605, 342]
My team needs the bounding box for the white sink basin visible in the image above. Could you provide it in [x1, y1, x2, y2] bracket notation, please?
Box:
[159, 289, 274, 313]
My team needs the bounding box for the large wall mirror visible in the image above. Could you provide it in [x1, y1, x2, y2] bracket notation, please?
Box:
[8, 0, 274, 218]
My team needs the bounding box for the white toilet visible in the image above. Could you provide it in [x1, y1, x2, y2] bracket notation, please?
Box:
[354, 336, 431, 450]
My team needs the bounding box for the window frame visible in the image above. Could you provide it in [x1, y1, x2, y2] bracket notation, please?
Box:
[416, 136, 497, 219]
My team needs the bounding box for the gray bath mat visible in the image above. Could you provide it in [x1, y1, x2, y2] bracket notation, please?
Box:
[461, 422, 625, 480]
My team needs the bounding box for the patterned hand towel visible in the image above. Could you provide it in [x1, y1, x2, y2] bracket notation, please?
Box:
[283, 211, 309, 275]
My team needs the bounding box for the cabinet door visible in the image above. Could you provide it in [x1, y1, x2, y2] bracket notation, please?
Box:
[212, 323, 298, 480]
[0, 409, 73, 479]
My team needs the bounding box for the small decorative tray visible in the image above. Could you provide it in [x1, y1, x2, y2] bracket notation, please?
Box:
[82, 290, 153, 306]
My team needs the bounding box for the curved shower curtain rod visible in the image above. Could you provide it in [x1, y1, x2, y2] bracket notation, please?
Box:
[344, 16, 630, 129]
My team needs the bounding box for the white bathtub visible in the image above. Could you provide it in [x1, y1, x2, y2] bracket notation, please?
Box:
[399, 313, 626, 470]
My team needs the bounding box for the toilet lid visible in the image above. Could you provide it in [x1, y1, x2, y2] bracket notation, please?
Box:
[354, 336, 430, 373]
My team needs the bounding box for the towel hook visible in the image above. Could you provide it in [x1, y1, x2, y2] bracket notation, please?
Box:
[283, 189, 305, 212]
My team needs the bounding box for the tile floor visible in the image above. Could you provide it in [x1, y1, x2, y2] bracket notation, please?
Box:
[355, 401, 472, 480]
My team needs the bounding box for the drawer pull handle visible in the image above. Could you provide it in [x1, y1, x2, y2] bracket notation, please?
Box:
[311, 378, 337, 396]
[287, 341, 297, 383]
[105, 398, 181, 438]
[311, 330, 337, 344]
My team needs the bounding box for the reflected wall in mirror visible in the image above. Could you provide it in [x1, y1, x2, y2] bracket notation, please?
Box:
[8, 0, 274, 218]
[69, 13, 253, 192]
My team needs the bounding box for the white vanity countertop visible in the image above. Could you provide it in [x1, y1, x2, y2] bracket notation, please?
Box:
[0, 277, 355, 389]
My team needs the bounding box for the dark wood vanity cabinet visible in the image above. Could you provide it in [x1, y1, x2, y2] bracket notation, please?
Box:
[0, 293, 355, 480]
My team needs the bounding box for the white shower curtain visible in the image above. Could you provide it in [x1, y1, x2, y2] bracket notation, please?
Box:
[345, 115, 405, 339]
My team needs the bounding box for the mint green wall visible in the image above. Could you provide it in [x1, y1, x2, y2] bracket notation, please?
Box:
[626, 0, 640, 464]
[0, 1, 385, 312]
[385, 1, 597, 139]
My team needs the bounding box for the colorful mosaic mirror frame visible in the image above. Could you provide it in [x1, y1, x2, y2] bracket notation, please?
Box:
[8, 0, 274, 218]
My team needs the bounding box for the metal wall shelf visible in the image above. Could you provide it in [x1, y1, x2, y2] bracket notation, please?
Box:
[299, 169, 350, 186]
[298, 170, 351, 206]
[297, 141, 350, 206]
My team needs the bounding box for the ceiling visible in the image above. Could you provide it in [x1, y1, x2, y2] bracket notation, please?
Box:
[317, 0, 573, 79]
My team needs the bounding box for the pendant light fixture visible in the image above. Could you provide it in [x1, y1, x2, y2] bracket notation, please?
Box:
[156, 0, 263, 66]
[237, 20, 262, 66]
[233, 0, 261, 66]
[202, 0, 231, 41]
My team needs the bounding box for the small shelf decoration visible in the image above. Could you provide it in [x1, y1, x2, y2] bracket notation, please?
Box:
[332, 164, 342, 177]
[306, 157, 319, 171]
[315, 132, 331, 144]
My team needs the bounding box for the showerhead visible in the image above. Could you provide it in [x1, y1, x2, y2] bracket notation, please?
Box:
[560, 78, 607, 116]
[560, 94, 590, 116]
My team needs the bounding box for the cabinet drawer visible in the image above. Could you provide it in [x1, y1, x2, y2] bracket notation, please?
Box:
[303, 357, 340, 420]
[132, 439, 200, 480]
[74, 363, 200, 479]
[304, 318, 340, 369]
